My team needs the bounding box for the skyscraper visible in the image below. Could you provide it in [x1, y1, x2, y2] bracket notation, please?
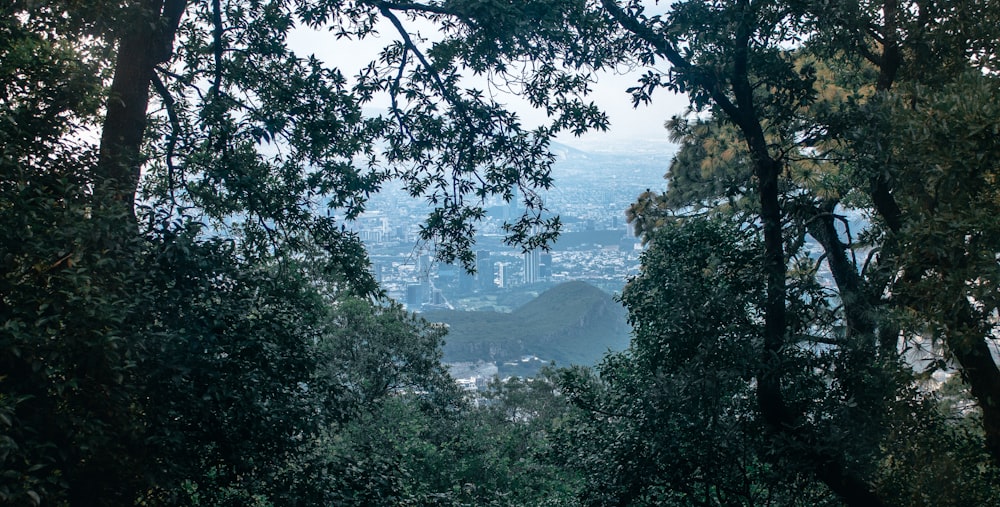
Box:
[523, 249, 540, 285]
[540, 252, 553, 279]
[406, 283, 425, 310]
[476, 250, 493, 289]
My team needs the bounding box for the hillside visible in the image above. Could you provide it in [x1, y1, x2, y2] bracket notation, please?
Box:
[425, 281, 631, 366]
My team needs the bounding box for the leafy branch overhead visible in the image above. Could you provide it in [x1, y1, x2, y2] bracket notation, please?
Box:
[100, 0, 619, 279]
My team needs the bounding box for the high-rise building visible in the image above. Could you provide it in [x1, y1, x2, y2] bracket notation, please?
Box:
[540, 252, 553, 279]
[431, 289, 445, 306]
[356, 211, 389, 244]
[406, 283, 425, 310]
[523, 249, 540, 285]
[497, 262, 508, 289]
[436, 262, 457, 287]
[476, 250, 493, 289]
[458, 267, 475, 292]
[417, 253, 433, 282]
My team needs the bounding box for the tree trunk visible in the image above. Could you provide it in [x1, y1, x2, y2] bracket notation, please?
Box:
[96, 0, 185, 218]
[72, 1, 186, 504]
[804, 201, 876, 338]
[731, 32, 886, 504]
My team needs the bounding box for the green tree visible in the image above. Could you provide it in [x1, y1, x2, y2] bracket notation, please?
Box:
[840, 70, 1000, 464]
[91, 0, 612, 264]
[576, 2, 891, 503]
[315, 298, 453, 417]
[131, 228, 336, 505]
[559, 216, 1000, 506]
[3, 0, 611, 504]
[1, 6, 144, 502]
[627, 0, 1000, 475]
[558, 218, 846, 506]
[486, 0, 1000, 504]
[324, 367, 582, 506]
[293, 299, 466, 505]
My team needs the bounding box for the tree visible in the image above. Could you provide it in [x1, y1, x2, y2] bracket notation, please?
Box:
[12, 0, 1000, 504]
[558, 217, 852, 506]
[495, 0, 1000, 504]
[628, 0, 1000, 470]
[840, 70, 1000, 464]
[584, 2, 890, 503]
[1, 6, 145, 502]
[92, 0, 613, 265]
[3, 0, 612, 504]
[314, 297, 455, 419]
[131, 229, 337, 505]
[559, 215, 1000, 506]
[323, 367, 583, 506]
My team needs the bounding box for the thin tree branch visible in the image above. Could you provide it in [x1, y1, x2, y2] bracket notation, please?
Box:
[600, 0, 742, 121]
[210, 0, 224, 98]
[378, 0, 468, 22]
[151, 73, 181, 210]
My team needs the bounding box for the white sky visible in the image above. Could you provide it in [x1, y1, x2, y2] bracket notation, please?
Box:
[287, 19, 688, 153]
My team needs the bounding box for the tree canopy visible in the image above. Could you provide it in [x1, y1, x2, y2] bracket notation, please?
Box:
[564, 0, 1000, 505]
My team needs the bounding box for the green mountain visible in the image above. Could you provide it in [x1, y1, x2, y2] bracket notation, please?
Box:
[425, 281, 631, 366]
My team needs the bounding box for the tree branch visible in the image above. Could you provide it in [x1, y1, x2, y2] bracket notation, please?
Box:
[599, 0, 742, 120]
[210, 0, 224, 98]
[151, 73, 181, 209]
[378, 0, 468, 22]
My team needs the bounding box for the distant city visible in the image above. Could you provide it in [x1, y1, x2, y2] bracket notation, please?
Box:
[350, 142, 678, 312]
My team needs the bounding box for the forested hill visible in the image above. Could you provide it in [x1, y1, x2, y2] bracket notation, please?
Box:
[425, 281, 631, 366]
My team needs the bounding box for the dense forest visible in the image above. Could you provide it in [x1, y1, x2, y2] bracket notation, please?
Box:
[5, 0, 1000, 505]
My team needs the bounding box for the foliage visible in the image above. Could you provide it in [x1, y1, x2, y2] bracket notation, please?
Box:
[873, 377, 1000, 506]
[1, 6, 142, 502]
[315, 297, 455, 419]
[131, 226, 333, 505]
[132, 0, 614, 271]
[847, 71, 1000, 351]
[556, 218, 841, 506]
[11, 0, 1000, 505]
[0, 152, 144, 505]
[323, 368, 583, 506]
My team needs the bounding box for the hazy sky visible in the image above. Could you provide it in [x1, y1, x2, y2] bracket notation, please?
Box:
[288, 20, 688, 153]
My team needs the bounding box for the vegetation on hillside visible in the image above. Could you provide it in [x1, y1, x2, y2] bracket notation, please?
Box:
[427, 281, 630, 366]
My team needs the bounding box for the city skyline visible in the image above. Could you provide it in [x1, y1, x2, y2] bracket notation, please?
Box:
[354, 143, 677, 311]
